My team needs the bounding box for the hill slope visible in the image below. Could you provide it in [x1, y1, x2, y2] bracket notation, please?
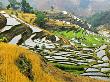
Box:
[0, 10, 110, 81]
[87, 11, 110, 28]
[86, 11, 110, 37]
[0, 43, 108, 82]
[44, 10, 109, 47]
[0, 10, 70, 45]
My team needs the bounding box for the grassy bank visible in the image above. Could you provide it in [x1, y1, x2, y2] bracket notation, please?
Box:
[53, 29, 109, 47]
[51, 63, 88, 75]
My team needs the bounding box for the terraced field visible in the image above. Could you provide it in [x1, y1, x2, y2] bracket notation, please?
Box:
[0, 11, 110, 81]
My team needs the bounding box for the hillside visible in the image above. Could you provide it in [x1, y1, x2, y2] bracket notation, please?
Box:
[97, 24, 110, 37]
[1, 0, 110, 81]
[86, 11, 110, 37]
[0, 9, 110, 81]
[0, 43, 108, 82]
[0, 10, 70, 45]
[43, 10, 109, 47]
[87, 11, 110, 28]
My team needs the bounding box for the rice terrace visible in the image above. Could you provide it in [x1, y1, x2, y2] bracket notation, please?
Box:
[0, 0, 110, 82]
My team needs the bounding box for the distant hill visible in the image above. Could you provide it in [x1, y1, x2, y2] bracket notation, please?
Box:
[86, 10, 110, 37]
[87, 11, 110, 28]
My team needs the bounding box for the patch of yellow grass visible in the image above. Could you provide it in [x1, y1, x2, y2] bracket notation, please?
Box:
[0, 43, 63, 82]
[0, 9, 36, 24]
[18, 13, 36, 24]
[48, 19, 79, 28]
[0, 9, 21, 15]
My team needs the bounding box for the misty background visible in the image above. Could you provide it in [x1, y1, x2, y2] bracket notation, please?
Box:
[1, 0, 110, 17]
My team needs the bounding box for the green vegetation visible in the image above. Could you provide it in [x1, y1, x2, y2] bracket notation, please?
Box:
[80, 34, 106, 47]
[8, 0, 20, 10]
[53, 28, 109, 47]
[35, 11, 46, 27]
[0, 1, 3, 9]
[7, 0, 33, 13]
[53, 31, 74, 39]
[16, 54, 34, 81]
[87, 11, 110, 28]
[0, 37, 7, 42]
[21, 0, 33, 13]
[105, 45, 110, 60]
[53, 63, 87, 75]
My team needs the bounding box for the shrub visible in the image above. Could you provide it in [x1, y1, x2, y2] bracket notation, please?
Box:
[35, 11, 46, 27]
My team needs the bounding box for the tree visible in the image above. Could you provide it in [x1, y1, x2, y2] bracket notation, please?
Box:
[0, 2, 2, 9]
[21, 0, 33, 13]
[51, 6, 54, 11]
[35, 11, 46, 27]
[0, 0, 3, 9]
[8, 0, 20, 9]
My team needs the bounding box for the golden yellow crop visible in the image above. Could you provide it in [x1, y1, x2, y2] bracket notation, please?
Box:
[0, 43, 62, 82]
